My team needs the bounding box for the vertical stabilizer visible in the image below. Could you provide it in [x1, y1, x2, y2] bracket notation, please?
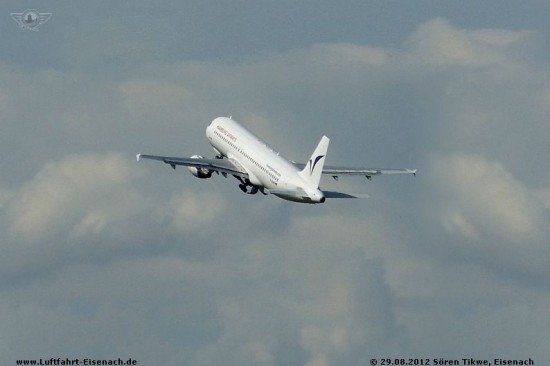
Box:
[299, 136, 329, 188]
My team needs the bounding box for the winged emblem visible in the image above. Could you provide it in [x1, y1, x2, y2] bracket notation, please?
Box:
[11, 9, 51, 31]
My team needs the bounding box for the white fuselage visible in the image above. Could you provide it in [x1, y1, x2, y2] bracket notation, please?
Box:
[206, 117, 325, 203]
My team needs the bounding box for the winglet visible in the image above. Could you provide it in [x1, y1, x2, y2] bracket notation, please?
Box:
[136, 153, 141, 162]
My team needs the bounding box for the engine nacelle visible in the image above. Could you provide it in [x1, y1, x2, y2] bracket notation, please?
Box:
[187, 155, 212, 179]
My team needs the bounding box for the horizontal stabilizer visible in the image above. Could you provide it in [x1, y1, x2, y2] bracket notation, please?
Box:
[322, 190, 369, 199]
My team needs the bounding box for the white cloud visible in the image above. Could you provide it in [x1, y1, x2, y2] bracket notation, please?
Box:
[409, 18, 532, 66]
[428, 153, 550, 284]
[432, 153, 545, 240]
[169, 188, 227, 232]
[7, 153, 143, 241]
[2, 15, 550, 366]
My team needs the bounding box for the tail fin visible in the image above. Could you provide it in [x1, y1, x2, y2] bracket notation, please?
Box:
[299, 136, 329, 188]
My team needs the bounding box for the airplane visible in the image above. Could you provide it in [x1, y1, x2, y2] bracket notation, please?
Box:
[137, 117, 416, 204]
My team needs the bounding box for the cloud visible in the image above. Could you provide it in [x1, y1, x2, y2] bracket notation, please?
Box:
[0, 152, 231, 284]
[409, 18, 532, 66]
[0, 153, 143, 283]
[8, 153, 140, 240]
[1, 16, 550, 366]
[433, 153, 545, 240]
[428, 153, 550, 286]
[170, 188, 227, 232]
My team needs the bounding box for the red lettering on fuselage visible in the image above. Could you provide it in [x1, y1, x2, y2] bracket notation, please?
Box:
[216, 125, 237, 142]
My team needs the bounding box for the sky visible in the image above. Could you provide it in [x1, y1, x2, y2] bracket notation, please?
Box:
[1, 1, 550, 365]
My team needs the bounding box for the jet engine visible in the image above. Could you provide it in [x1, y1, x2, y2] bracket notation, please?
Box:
[187, 155, 212, 179]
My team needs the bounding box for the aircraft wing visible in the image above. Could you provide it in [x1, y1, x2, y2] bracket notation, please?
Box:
[136, 154, 249, 178]
[293, 163, 416, 180]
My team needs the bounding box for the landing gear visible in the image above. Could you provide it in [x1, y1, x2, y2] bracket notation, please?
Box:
[236, 176, 259, 195]
[238, 183, 259, 195]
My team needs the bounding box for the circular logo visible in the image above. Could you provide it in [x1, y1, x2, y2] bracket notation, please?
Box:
[22, 10, 40, 28]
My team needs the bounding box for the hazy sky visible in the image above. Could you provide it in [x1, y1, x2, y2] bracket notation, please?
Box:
[2, 2, 550, 365]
